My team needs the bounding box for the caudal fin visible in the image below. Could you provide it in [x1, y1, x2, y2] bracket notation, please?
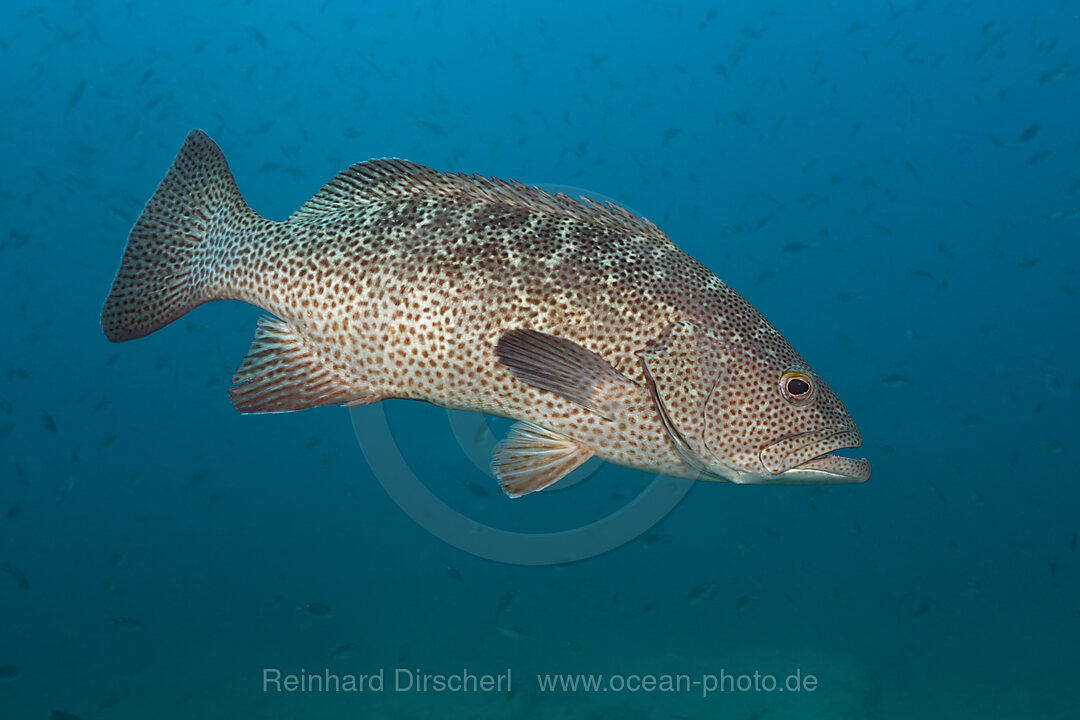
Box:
[101, 129, 254, 342]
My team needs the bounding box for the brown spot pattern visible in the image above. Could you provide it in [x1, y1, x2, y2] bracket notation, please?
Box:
[102, 130, 868, 485]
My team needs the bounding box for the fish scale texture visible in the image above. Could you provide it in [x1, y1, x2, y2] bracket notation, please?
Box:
[102, 130, 867, 489]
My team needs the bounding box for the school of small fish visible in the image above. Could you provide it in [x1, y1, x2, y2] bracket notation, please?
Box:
[0, 2, 1077, 714]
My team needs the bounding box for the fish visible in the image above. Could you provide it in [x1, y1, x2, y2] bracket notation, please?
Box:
[101, 130, 869, 497]
[497, 625, 528, 640]
[41, 409, 57, 434]
[297, 602, 332, 617]
[1039, 64, 1067, 84]
[105, 205, 134, 226]
[115, 617, 145, 631]
[288, 21, 314, 41]
[97, 696, 122, 710]
[245, 25, 267, 49]
[414, 119, 446, 136]
[1028, 150, 1052, 165]
[331, 642, 356, 660]
[1049, 208, 1080, 223]
[461, 480, 489, 498]
[495, 590, 517, 615]
[0, 665, 21, 682]
[66, 79, 86, 111]
[638, 532, 664, 546]
[685, 582, 713, 605]
[5, 563, 28, 590]
[1017, 124, 1041, 143]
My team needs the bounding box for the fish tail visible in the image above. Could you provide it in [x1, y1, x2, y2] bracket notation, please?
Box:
[101, 129, 256, 342]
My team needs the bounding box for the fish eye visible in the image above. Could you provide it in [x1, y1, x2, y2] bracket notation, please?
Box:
[780, 372, 814, 403]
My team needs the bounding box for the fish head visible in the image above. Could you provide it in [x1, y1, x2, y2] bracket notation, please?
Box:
[702, 350, 870, 485]
[639, 321, 869, 485]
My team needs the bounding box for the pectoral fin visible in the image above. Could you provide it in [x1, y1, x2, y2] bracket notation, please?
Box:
[637, 322, 729, 474]
[494, 328, 633, 419]
[491, 422, 593, 497]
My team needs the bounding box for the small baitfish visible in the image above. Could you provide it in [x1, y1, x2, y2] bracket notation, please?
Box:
[297, 602, 333, 617]
[102, 130, 869, 496]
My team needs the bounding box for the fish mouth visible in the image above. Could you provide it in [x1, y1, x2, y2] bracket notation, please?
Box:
[785, 451, 872, 483]
[759, 429, 871, 484]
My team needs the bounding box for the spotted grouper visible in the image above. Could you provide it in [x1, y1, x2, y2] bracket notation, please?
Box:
[102, 130, 870, 496]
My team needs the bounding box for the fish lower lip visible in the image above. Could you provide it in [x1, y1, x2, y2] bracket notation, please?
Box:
[791, 452, 872, 483]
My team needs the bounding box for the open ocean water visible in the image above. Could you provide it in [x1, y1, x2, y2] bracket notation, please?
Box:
[1, 1, 1078, 718]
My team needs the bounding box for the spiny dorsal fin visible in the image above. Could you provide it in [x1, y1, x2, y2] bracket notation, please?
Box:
[287, 159, 673, 245]
[491, 422, 593, 498]
[230, 316, 380, 413]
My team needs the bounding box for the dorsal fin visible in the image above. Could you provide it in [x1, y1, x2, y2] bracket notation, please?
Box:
[287, 159, 452, 221]
[287, 158, 673, 245]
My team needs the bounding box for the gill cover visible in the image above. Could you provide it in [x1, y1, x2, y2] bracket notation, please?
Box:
[637, 322, 737, 480]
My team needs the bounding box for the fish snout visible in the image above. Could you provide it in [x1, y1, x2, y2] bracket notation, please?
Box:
[759, 428, 871, 484]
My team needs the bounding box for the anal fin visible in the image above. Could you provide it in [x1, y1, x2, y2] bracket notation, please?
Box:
[230, 316, 380, 413]
[491, 422, 593, 498]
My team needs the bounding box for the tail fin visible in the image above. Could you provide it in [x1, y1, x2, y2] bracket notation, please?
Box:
[101, 129, 255, 342]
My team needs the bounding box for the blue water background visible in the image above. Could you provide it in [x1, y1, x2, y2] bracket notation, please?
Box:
[1, 0, 1078, 717]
